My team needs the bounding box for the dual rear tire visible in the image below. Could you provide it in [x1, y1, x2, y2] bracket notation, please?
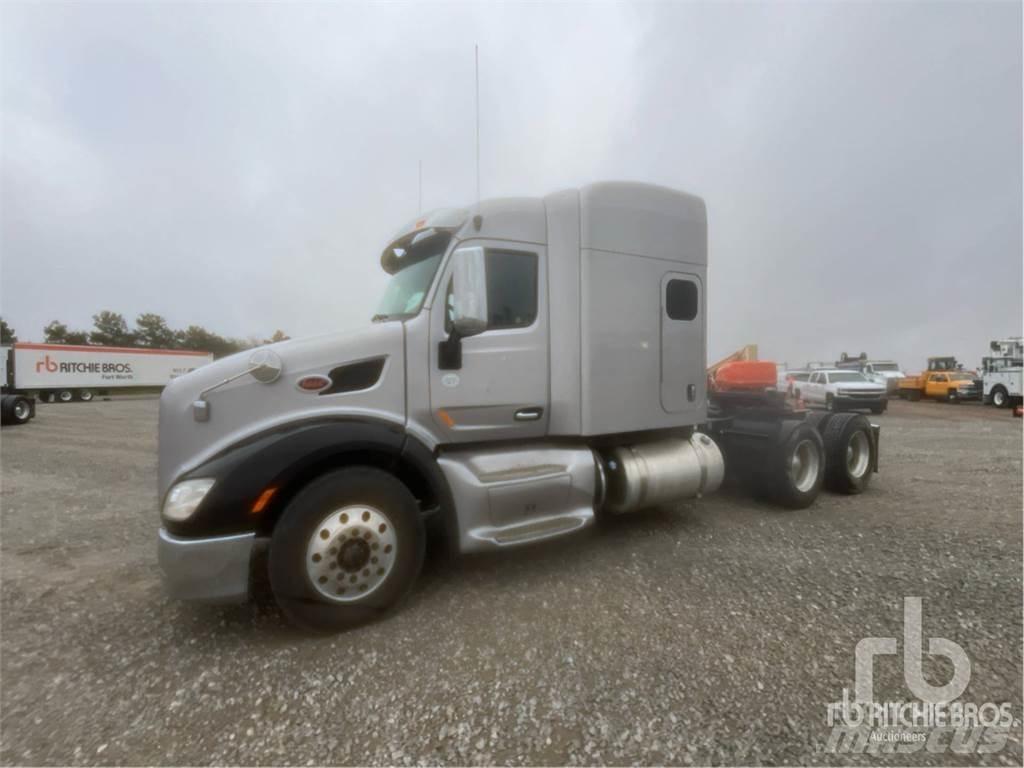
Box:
[807, 412, 875, 494]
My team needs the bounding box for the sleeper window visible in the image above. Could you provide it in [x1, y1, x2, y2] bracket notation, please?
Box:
[665, 279, 698, 321]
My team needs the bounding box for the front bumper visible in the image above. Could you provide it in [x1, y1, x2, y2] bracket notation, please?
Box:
[157, 528, 256, 603]
[835, 394, 887, 409]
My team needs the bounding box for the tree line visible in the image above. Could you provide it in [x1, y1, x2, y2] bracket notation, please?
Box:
[0, 313, 289, 359]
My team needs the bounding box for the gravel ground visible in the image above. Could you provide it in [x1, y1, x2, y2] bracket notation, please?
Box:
[1, 398, 1021, 766]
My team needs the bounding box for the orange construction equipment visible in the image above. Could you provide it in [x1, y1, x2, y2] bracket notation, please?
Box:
[712, 360, 778, 392]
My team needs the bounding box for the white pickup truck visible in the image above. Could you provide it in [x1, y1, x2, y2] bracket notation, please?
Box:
[799, 369, 887, 414]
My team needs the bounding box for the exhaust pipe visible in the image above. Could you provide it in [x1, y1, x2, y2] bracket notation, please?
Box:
[599, 434, 724, 514]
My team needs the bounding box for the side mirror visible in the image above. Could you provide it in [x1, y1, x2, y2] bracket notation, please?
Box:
[439, 247, 488, 370]
[449, 246, 488, 337]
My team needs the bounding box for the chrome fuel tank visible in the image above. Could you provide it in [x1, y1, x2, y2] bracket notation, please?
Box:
[600, 434, 724, 514]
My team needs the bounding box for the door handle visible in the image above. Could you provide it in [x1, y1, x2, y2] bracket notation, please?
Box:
[514, 407, 543, 422]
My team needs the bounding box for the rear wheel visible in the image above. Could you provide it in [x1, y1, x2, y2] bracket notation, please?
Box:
[822, 413, 874, 494]
[762, 424, 825, 509]
[991, 386, 1008, 408]
[268, 467, 424, 633]
[57, 389, 74, 403]
[78, 389, 94, 402]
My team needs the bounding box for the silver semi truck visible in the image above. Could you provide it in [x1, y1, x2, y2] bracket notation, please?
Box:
[157, 182, 880, 631]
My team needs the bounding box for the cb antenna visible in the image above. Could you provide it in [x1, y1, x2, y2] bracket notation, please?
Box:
[417, 158, 422, 214]
[475, 44, 480, 204]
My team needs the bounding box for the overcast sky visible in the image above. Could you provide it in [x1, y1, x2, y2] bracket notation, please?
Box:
[2, 1, 1021, 371]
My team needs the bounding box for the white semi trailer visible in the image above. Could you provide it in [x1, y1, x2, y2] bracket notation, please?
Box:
[1, 343, 213, 424]
[156, 182, 882, 631]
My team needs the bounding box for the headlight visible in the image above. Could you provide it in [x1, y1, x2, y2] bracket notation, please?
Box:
[162, 478, 215, 522]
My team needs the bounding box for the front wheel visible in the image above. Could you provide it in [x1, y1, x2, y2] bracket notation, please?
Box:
[268, 466, 425, 633]
[991, 387, 1008, 408]
[946, 389, 959, 404]
[78, 389, 94, 402]
[57, 389, 74, 403]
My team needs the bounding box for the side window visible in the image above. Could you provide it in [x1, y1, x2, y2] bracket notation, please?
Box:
[665, 279, 698, 321]
[485, 250, 537, 329]
[809, 373, 818, 384]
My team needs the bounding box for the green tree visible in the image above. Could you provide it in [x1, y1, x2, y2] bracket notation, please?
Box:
[43, 321, 90, 345]
[265, 330, 290, 344]
[135, 313, 178, 349]
[43, 320, 69, 343]
[179, 325, 245, 359]
[90, 311, 135, 347]
[1, 318, 16, 344]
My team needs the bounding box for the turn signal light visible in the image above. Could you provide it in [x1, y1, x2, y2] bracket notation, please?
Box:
[297, 375, 331, 392]
[251, 487, 278, 514]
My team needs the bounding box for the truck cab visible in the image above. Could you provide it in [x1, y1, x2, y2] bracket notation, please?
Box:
[157, 181, 879, 631]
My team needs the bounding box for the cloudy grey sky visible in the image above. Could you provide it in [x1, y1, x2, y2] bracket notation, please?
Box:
[2, 1, 1020, 371]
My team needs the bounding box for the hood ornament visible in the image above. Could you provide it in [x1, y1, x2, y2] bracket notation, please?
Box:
[192, 349, 284, 422]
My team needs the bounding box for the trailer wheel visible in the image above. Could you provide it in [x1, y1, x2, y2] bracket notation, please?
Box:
[991, 386, 1008, 408]
[78, 389, 94, 402]
[1, 395, 32, 426]
[767, 423, 825, 509]
[268, 466, 424, 633]
[822, 413, 874, 494]
[57, 389, 74, 403]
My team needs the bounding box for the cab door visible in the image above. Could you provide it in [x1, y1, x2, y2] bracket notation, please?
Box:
[926, 373, 948, 397]
[428, 241, 549, 442]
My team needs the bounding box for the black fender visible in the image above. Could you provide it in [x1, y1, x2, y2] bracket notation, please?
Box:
[164, 419, 455, 544]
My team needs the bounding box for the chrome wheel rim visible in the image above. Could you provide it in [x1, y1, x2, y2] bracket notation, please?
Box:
[79, 390, 93, 402]
[789, 439, 820, 493]
[994, 391, 1005, 406]
[13, 401, 29, 420]
[305, 505, 397, 603]
[59, 390, 73, 402]
[846, 430, 870, 478]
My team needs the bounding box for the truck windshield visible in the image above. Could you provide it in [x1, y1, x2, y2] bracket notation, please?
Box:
[373, 230, 452, 321]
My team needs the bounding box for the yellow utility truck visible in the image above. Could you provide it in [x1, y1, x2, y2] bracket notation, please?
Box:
[897, 357, 981, 402]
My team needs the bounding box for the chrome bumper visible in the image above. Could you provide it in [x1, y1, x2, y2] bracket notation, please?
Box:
[157, 528, 255, 603]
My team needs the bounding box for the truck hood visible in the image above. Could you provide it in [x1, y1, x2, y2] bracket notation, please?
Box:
[158, 323, 406, 499]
